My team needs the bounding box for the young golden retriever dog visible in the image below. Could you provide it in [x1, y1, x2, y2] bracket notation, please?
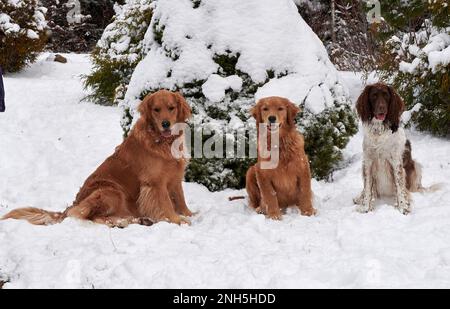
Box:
[245, 97, 316, 220]
[2, 90, 193, 227]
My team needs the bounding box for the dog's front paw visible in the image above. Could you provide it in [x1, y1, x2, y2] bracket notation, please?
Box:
[101, 217, 131, 228]
[397, 199, 411, 215]
[356, 203, 373, 214]
[300, 207, 317, 217]
[399, 207, 410, 215]
[179, 216, 192, 225]
[114, 218, 132, 228]
[167, 215, 191, 225]
[266, 210, 282, 221]
[353, 194, 364, 205]
[255, 206, 267, 215]
[179, 208, 194, 217]
[133, 217, 153, 226]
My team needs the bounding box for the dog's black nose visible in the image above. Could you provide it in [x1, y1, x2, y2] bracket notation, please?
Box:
[162, 120, 171, 129]
[268, 116, 277, 123]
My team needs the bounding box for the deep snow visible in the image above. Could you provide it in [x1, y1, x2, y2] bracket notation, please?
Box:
[0, 55, 449, 288]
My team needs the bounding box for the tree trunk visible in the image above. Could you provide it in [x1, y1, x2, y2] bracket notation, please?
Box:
[331, 0, 337, 44]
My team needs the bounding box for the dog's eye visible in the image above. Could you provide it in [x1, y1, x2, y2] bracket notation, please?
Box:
[169, 107, 175, 111]
[278, 107, 284, 111]
[263, 107, 269, 111]
[154, 108, 160, 113]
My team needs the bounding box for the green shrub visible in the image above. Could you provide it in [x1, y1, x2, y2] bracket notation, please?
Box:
[0, 0, 47, 72]
[301, 102, 358, 180]
[83, 0, 153, 105]
[369, 0, 449, 136]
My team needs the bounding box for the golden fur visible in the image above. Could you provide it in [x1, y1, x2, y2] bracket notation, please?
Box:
[245, 97, 316, 220]
[2, 90, 193, 227]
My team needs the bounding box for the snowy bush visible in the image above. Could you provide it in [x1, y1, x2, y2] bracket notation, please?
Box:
[0, 0, 47, 72]
[113, 0, 357, 191]
[393, 25, 449, 136]
[373, 0, 449, 136]
[83, 0, 153, 105]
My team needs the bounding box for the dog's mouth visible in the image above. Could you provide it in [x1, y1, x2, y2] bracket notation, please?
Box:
[266, 123, 281, 132]
[161, 129, 172, 138]
[375, 113, 386, 121]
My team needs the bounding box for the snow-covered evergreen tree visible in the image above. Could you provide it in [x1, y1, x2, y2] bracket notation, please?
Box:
[92, 0, 357, 191]
[0, 0, 47, 72]
[372, 0, 449, 136]
[83, 0, 153, 106]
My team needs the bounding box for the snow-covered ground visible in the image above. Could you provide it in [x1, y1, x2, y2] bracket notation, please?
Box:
[0, 54, 449, 288]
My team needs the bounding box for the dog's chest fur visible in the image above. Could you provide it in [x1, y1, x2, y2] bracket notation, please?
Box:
[259, 133, 307, 207]
[363, 121, 406, 197]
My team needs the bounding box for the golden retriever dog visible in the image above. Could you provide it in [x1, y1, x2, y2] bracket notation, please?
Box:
[2, 90, 193, 227]
[245, 97, 316, 220]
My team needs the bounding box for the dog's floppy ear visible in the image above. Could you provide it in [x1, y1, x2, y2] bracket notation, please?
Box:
[286, 100, 301, 127]
[175, 92, 191, 122]
[386, 85, 405, 132]
[251, 100, 262, 124]
[356, 85, 373, 123]
[138, 93, 154, 118]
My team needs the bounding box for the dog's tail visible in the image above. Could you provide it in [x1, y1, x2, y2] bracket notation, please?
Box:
[417, 183, 445, 193]
[1, 207, 66, 225]
[228, 196, 246, 202]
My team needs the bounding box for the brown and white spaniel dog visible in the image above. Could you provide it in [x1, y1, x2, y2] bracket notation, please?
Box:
[353, 83, 425, 215]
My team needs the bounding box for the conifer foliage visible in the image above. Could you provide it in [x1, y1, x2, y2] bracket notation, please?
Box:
[83, 0, 153, 106]
[0, 0, 47, 72]
[371, 0, 449, 136]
